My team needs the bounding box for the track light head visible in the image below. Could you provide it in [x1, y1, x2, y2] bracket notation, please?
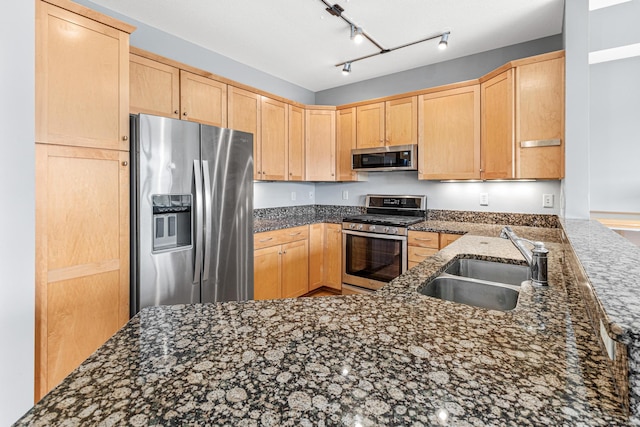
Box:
[350, 24, 364, 44]
[438, 32, 449, 50]
[342, 62, 352, 75]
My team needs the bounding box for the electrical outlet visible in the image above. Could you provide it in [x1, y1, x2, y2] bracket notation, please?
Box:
[542, 194, 554, 208]
[308, 191, 314, 200]
[479, 193, 489, 206]
[342, 190, 349, 200]
[290, 191, 296, 201]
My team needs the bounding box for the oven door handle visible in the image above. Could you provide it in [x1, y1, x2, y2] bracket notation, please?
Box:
[342, 229, 407, 240]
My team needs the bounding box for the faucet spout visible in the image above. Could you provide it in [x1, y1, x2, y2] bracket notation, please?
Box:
[500, 226, 549, 286]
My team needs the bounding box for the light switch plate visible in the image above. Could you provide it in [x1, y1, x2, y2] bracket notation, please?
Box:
[342, 190, 349, 200]
[479, 193, 489, 206]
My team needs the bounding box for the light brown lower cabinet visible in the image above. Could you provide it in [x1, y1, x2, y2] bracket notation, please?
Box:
[253, 226, 309, 300]
[407, 230, 462, 269]
[308, 223, 342, 292]
[35, 143, 129, 400]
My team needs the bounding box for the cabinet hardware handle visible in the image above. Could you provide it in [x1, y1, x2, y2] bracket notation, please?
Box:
[122, 136, 128, 141]
[415, 253, 430, 257]
[174, 110, 179, 114]
[414, 237, 432, 241]
[259, 237, 273, 242]
[289, 232, 301, 236]
[283, 250, 287, 254]
[331, 173, 335, 176]
[183, 112, 188, 116]
[289, 172, 293, 176]
[121, 161, 128, 166]
[278, 251, 282, 255]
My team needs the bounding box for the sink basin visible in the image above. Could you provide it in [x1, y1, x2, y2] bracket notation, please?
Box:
[444, 258, 530, 286]
[420, 276, 520, 311]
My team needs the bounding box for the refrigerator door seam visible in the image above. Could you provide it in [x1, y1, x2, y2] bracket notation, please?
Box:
[202, 160, 212, 282]
[193, 159, 203, 284]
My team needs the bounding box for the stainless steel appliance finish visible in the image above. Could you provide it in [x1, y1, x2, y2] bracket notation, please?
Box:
[351, 144, 418, 172]
[130, 114, 253, 316]
[342, 195, 426, 292]
[499, 226, 548, 286]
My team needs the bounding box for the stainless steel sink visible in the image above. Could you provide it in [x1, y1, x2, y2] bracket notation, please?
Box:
[420, 275, 520, 311]
[444, 258, 530, 286]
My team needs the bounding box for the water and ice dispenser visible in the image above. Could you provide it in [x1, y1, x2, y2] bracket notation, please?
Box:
[152, 194, 192, 251]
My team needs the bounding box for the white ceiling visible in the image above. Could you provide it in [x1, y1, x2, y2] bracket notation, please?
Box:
[89, 0, 565, 92]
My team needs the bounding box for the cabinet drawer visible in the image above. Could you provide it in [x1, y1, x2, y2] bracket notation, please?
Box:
[407, 231, 439, 249]
[408, 246, 438, 263]
[254, 225, 309, 249]
[439, 233, 462, 249]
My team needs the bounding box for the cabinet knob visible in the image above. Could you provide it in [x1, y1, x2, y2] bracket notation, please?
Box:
[183, 112, 188, 116]
[122, 161, 128, 166]
[289, 172, 293, 176]
[122, 136, 128, 141]
[331, 173, 335, 176]
[174, 110, 179, 114]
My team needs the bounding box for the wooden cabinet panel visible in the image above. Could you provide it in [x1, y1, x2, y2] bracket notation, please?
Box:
[305, 109, 336, 181]
[418, 85, 481, 180]
[180, 70, 227, 127]
[481, 69, 514, 179]
[309, 224, 324, 291]
[324, 224, 342, 291]
[36, 1, 129, 150]
[515, 57, 565, 179]
[288, 105, 305, 181]
[261, 97, 288, 181]
[254, 245, 281, 300]
[439, 233, 462, 248]
[228, 87, 261, 179]
[408, 246, 438, 264]
[253, 226, 309, 250]
[281, 240, 309, 298]
[35, 144, 129, 399]
[385, 96, 417, 146]
[337, 108, 367, 182]
[129, 54, 180, 118]
[356, 102, 385, 148]
[407, 231, 439, 249]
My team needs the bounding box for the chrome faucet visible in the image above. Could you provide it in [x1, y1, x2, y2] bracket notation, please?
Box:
[500, 226, 548, 286]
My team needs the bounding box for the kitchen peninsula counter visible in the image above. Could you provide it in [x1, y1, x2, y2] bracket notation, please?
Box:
[16, 229, 631, 425]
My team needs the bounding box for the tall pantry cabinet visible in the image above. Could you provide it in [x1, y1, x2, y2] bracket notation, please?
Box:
[35, 0, 134, 401]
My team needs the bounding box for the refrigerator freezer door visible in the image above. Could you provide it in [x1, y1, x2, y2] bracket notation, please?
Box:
[201, 126, 254, 302]
[135, 114, 202, 311]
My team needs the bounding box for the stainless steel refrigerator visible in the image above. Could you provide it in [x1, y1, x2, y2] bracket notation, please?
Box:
[130, 114, 253, 316]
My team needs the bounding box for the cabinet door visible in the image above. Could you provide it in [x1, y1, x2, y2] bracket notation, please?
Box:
[308, 223, 324, 291]
[254, 245, 282, 300]
[228, 87, 261, 179]
[260, 97, 288, 181]
[356, 102, 385, 148]
[288, 105, 305, 181]
[515, 57, 565, 179]
[129, 54, 180, 118]
[324, 224, 343, 291]
[36, 1, 129, 150]
[418, 85, 481, 180]
[481, 70, 514, 179]
[385, 96, 418, 146]
[180, 70, 227, 127]
[439, 233, 462, 248]
[337, 107, 366, 182]
[35, 144, 129, 399]
[282, 240, 309, 298]
[305, 109, 336, 181]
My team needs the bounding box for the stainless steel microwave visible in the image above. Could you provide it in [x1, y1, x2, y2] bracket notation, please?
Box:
[351, 144, 417, 172]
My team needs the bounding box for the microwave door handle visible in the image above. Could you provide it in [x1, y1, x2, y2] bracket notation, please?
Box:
[202, 160, 212, 281]
[193, 160, 203, 284]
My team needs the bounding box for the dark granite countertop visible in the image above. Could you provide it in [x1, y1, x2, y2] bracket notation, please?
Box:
[15, 227, 631, 425]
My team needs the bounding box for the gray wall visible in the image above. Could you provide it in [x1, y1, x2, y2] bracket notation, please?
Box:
[588, 1, 640, 214]
[0, 1, 35, 424]
[77, 0, 315, 105]
[316, 35, 563, 105]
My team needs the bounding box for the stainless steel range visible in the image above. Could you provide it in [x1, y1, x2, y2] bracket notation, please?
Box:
[342, 195, 426, 294]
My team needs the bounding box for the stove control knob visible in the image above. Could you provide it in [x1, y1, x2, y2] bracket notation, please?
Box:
[389, 227, 398, 234]
[357, 224, 364, 230]
[369, 225, 376, 231]
[383, 227, 390, 233]
[349, 223, 356, 229]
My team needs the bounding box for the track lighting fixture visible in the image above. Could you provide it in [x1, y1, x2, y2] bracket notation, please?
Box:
[350, 24, 364, 44]
[438, 32, 450, 50]
[319, 1, 451, 74]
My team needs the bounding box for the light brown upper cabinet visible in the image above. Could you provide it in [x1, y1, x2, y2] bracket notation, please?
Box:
[356, 97, 417, 148]
[288, 105, 305, 181]
[418, 84, 481, 180]
[260, 96, 288, 181]
[305, 108, 336, 181]
[228, 87, 261, 179]
[337, 107, 366, 182]
[515, 55, 565, 179]
[129, 54, 180, 119]
[36, 0, 131, 151]
[180, 70, 227, 127]
[481, 69, 514, 179]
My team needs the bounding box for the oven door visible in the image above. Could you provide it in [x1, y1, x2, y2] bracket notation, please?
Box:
[342, 229, 407, 291]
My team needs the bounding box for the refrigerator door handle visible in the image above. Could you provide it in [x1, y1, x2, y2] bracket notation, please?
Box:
[193, 160, 203, 284]
[202, 160, 213, 281]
